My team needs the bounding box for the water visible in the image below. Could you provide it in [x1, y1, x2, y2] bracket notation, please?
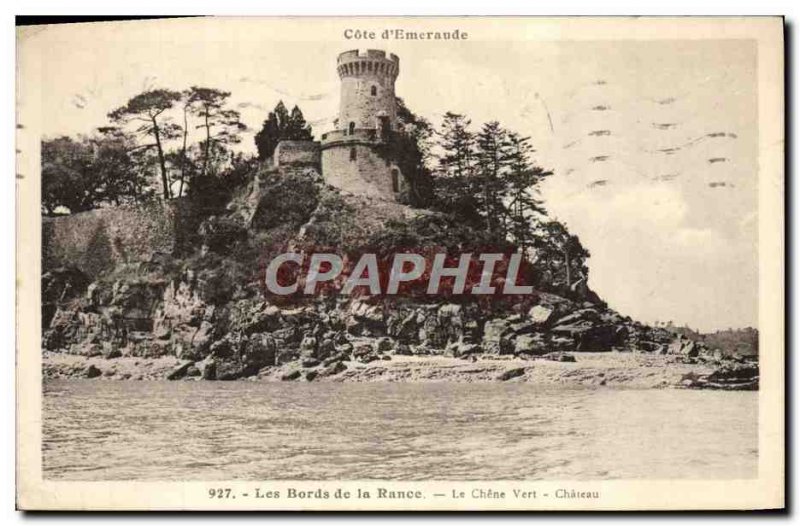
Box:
[42, 380, 758, 481]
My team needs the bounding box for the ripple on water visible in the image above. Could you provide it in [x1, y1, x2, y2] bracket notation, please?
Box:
[42, 380, 758, 481]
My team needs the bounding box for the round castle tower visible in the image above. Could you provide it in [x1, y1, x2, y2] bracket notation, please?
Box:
[321, 49, 405, 200]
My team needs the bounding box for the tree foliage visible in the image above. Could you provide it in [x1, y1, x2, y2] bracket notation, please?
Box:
[42, 83, 593, 298]
[505, 132, 551, 251]
[41, 133, 153, 215]
[376, 97, 436, 207]
[432, 113, 482, 225]
[530, 220, 591, 293]
[428, 110, 589, 296]
[108, 89, 183, 199]
[253, 101, 314, 160]
[185, 87, 246, 176]
[432, 113, 551, 239]
[45, 86, 250, 212]
[474, 121, 513, 235]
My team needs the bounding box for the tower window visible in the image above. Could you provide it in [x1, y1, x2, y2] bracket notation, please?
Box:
[350, 147, 357, 161]
[371, 85, 377, 96]
[378, 115, 390, 137]
[348, 122, 355, 135]
[391, 169, 399, 192]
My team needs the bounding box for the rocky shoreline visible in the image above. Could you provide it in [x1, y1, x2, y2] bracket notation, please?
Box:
[42, 270, 759, 391]
[42, 170, 758, 392]
[43, 349, 758, 390]
[42, 268, 758, 391]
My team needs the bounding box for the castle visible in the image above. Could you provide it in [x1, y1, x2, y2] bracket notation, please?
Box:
[272, 49, 405, 201]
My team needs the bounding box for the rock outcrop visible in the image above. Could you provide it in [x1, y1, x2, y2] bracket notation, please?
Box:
[40, 164, 758, 388]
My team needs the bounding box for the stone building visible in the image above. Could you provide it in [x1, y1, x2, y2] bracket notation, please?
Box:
[274, 49, 405, 201]
[320, 49, 405, 200]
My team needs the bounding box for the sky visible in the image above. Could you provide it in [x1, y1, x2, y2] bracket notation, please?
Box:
[19, 19, 759, 331]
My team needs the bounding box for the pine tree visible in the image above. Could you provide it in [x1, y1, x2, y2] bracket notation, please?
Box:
[532, 220, 590, 293]
[254, 101, 314, 160]
[475, 121, 513, 236]
[505, 132, 551, 251]
[286, 105, 313, 140]
[108, 89, 183, 199]
[434, 113, 482, 225]
[185, 87, 246, 177]
[438, 112, 476, 180]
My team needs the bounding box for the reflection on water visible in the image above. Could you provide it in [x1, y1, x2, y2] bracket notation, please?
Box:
[43, 380, 757, 481]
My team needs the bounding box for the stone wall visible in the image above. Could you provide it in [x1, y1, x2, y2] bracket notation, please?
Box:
[43, 199, 196, 278]
[321, 144, 403, 199]
[336, 49, 399, 130]
[274, 140, 321, 168]
[338, 74, 397, 130]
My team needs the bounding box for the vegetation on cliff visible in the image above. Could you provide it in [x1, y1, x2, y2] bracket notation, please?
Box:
[40, 89, 758, 388]
[253, 101, 314, 160]
[43, 87, 251, 214]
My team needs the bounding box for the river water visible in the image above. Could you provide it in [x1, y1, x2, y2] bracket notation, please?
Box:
[42, 380, 758, 481]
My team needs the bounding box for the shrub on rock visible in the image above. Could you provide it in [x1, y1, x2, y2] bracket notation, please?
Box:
[281, 369, 302, 381]
[84, 364, 102, 378]
[497, 367, 526, 381]
[198, 216, 248, 254]
[318, 361, 347, 377]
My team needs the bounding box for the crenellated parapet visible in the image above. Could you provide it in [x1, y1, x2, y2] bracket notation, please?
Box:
[322, 49, 405, 201]
[336, 49, 399, 79]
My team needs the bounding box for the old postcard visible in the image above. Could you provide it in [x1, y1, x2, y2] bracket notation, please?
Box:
[16, 17, 784, 510]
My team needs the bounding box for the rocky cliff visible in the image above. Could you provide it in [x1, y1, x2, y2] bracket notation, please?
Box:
[41, 162, 758, 389]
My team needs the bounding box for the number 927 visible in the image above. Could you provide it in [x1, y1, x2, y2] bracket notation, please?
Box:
[208, 488, 234, 499]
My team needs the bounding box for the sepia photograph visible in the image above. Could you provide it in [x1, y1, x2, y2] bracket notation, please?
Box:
[15, 16, 784, 511]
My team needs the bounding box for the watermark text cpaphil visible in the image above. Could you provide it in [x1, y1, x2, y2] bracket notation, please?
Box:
[264, 251, 534, 297]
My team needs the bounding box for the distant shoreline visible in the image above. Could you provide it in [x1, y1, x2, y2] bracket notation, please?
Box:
[42, 351, 758, 390]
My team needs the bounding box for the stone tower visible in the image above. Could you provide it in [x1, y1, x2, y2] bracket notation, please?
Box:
[321, 49, 405, 200]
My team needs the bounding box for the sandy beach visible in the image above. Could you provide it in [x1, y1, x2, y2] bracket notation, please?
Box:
[42, 350, 757, 390]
